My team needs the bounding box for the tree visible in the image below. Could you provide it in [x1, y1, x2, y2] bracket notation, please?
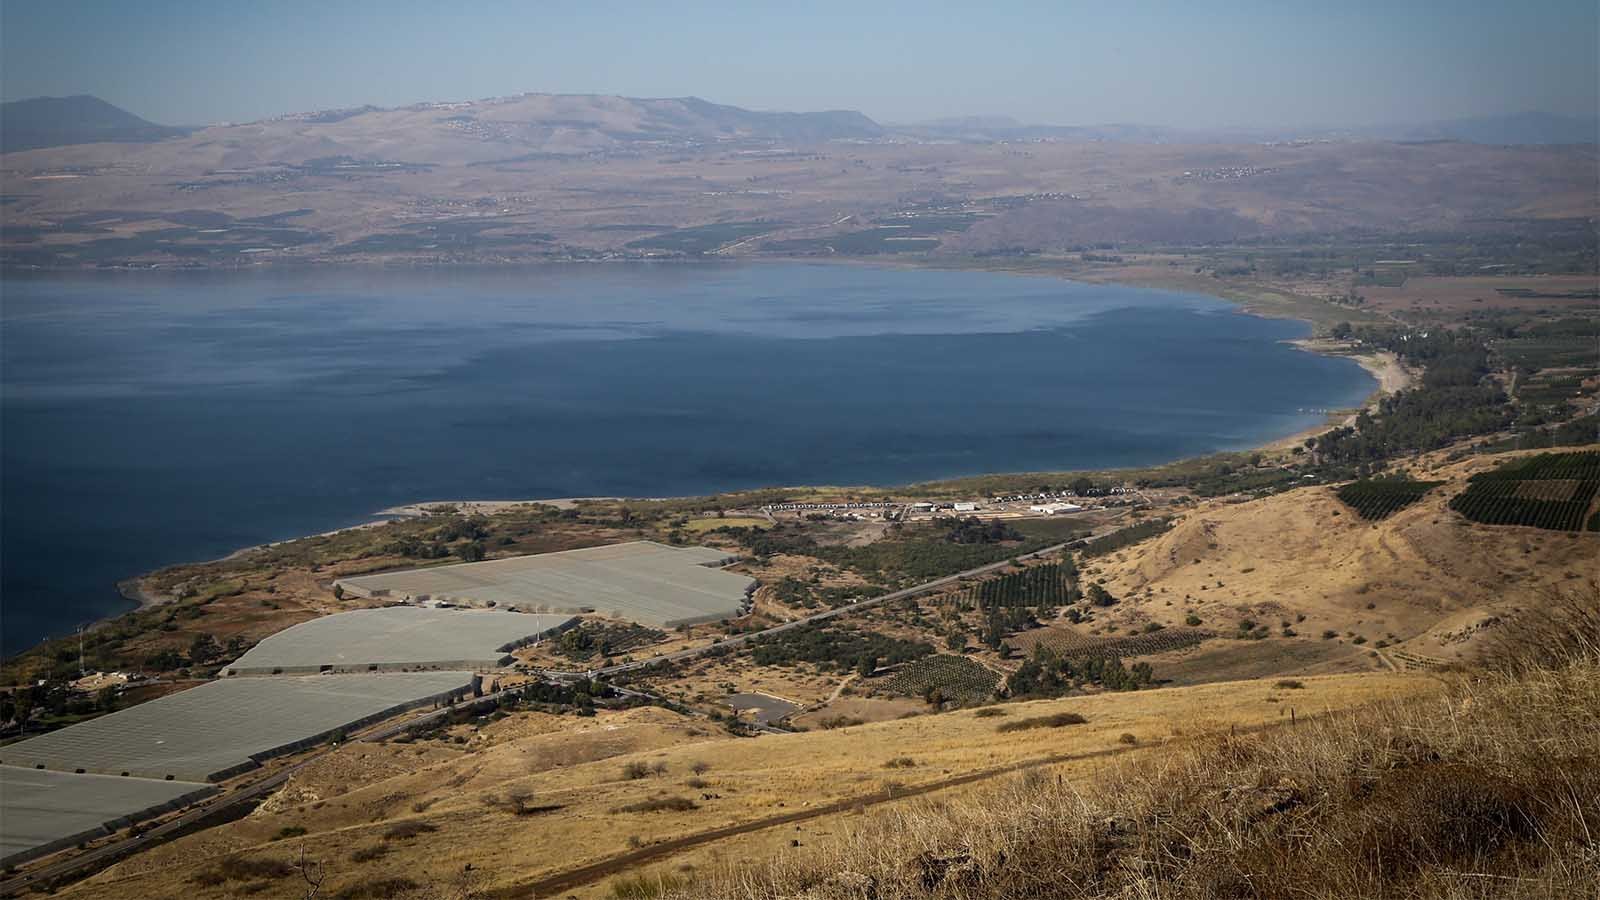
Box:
[457, 540, 486, 562]
[1071, 477, 1095, 495]
[188, 633, 221, 665]
[1331, 321, 1353, 340]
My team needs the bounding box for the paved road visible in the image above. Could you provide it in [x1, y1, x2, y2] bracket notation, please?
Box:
[1, 527, 1106, 895]
[550, 530, 1101, 681]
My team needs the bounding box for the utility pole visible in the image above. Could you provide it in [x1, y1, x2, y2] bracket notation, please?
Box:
[78, 623, 87, 677]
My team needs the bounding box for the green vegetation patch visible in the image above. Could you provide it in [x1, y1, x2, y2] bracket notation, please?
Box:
[747, 623, 931, 672]
[1009, 626, 1208, 660]
[729, 519, 1059, 587]
[763, 229, 940, 255]
[1448, 451, 1600, 531]
[550, 621, 666, 662]
[1335, 478, 1444, 520]
[884, 654, 1000, 704]
[1009, 648, 1157, 696]
[1079, 518, 1174, 558]
[994, 711, 1088, 732]
[625, 221, 781, 254]
[955, 562, 1078, 610]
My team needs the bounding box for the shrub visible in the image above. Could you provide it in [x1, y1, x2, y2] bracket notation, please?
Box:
[382, 821, 438, 841]
[349, 845, 388, 863]
[1118, 733, 1138, 745]
[1275, 679, 1305, 689]
[884, 757, 917, 768]
[973, 707, 1008, 718]
[996, 711, 1088, 733]
[622, 761, 652, 780]
[272, 825, 307, 840]
[335, 878, 419, 900]
[817, 716, 865, 730]
[613, 796, 699, 813]
[199, 856, 294, 883]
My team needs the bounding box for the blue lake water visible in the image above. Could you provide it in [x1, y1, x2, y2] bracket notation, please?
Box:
[0, 263, 1373, 652]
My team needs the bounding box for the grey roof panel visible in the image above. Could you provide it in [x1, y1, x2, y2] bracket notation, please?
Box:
[0, 766, 214, 866]
[224, 607, 575, 674]
[0, 672, 470, 781]
[335, 541, 752, 627]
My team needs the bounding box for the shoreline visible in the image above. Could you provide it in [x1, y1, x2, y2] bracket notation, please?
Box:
[1261, 342, 1411, 451]
[26, 259, 1402, 651]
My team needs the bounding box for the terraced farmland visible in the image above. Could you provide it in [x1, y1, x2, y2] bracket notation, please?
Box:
[883, 654, 999, 704]
[1448, 451, 1600, 531]
[1335, 479, 1444, 520]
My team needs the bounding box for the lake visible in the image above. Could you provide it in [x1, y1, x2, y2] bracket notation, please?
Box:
[0, 263, 1373, 652]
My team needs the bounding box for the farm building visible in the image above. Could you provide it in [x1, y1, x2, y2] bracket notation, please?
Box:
[1028, 502, 1083, 515]
[334, 541, 754, 628]
[223, 607, 576, 675]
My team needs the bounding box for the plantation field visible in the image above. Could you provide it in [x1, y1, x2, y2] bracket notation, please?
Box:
[955, 562, 1076, 610]
[1335, 479, 1443, 520]
[1448, 451, 1600, 531]
[1008, 625, 1210, 659]
[883, 655, 999, 704]
[1080, 518, 1173, 558]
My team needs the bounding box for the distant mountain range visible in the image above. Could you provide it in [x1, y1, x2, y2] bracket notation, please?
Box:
[0, 93, 882, 156]
[899, 111, 1600, 146]
[0, 94, 1591, 159]
[0, 95, 191, 153]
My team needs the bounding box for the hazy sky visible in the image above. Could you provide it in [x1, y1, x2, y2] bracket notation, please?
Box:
[3, 0, 1596, 127]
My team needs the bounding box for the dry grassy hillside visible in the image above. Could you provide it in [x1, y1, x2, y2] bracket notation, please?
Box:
[676, 656, 1599, 899]
[56, 674, 1423, 900]
[1082, 448, 1598, 673]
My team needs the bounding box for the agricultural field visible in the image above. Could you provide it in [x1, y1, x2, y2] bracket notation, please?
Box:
[623, 221, 782, 253]
[746, 623, 932, 673]
[1008, 625, 1210, 660]
[882, 654, 999, 705]
[955, 562, 1076, 609]
[1448, 451, 1600, 531]
[1334, 479, 1444, 520]
[678, 516, 769, 534]
[1079, 518, 1174, 558]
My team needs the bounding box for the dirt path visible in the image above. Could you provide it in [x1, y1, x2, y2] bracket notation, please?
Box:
[489, 716, 1324, 898]
[824, 674, 857, 704]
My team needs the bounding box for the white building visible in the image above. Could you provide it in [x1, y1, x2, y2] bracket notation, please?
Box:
[1029, 503, 1084, 515]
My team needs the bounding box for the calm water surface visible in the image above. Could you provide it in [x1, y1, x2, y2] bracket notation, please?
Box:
[1, 263, 1373, 652]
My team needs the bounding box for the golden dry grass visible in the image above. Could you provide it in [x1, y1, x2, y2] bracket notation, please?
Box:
[56, 674, 1424, 900]
[1081, 449, 1599, 665]
[673, 659, 1600, 899]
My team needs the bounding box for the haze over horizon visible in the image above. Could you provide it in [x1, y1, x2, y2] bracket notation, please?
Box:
[3, 0, 1595, 130]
